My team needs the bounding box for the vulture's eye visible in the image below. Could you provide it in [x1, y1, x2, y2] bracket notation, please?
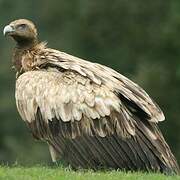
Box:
[17, 24, 27, 30]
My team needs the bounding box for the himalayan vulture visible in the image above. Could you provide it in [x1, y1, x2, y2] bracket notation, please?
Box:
[3, 19, 179, 174]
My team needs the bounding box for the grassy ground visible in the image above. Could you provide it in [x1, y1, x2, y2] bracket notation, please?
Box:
[0, 166, 179, 180]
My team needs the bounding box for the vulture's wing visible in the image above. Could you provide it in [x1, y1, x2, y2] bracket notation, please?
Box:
[16, 70, 135, 138]
[41, 48, 164, 123]
[15, 50, 179, 173]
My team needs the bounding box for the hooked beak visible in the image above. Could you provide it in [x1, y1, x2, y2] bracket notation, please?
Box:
[3, 25, 15, 36]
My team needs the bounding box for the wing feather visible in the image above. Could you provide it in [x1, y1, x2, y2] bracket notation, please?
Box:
[16, 70, 136, 138]
[16, 65, 179, 173]
[44, 49, 164, 122]
[14, 44, 180, 174]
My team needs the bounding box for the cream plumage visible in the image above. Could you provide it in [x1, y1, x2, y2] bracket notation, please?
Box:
[4, 19, 179, 174]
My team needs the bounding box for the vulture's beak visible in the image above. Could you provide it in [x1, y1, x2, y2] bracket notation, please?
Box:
[3, 25, 15, 36]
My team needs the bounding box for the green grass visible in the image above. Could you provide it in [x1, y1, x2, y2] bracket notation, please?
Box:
[0, 166, 179, 180]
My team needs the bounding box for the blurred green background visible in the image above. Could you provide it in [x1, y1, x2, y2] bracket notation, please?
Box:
[0, 0, 180, 166]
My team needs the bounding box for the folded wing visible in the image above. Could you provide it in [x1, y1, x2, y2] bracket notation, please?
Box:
[15, 51, 179, 173]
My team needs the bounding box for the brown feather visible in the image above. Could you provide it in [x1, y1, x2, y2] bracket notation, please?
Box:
[3, 19, 179, 174]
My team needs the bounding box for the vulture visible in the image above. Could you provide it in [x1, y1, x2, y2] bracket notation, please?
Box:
[3, 19, 179, 174]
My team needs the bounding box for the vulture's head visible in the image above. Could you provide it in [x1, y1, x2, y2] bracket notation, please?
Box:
[3, 19, 38, 47]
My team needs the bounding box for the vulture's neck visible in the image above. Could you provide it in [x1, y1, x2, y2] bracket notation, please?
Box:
[16, 38, 38, 50]
[13, 39, 40, 74]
